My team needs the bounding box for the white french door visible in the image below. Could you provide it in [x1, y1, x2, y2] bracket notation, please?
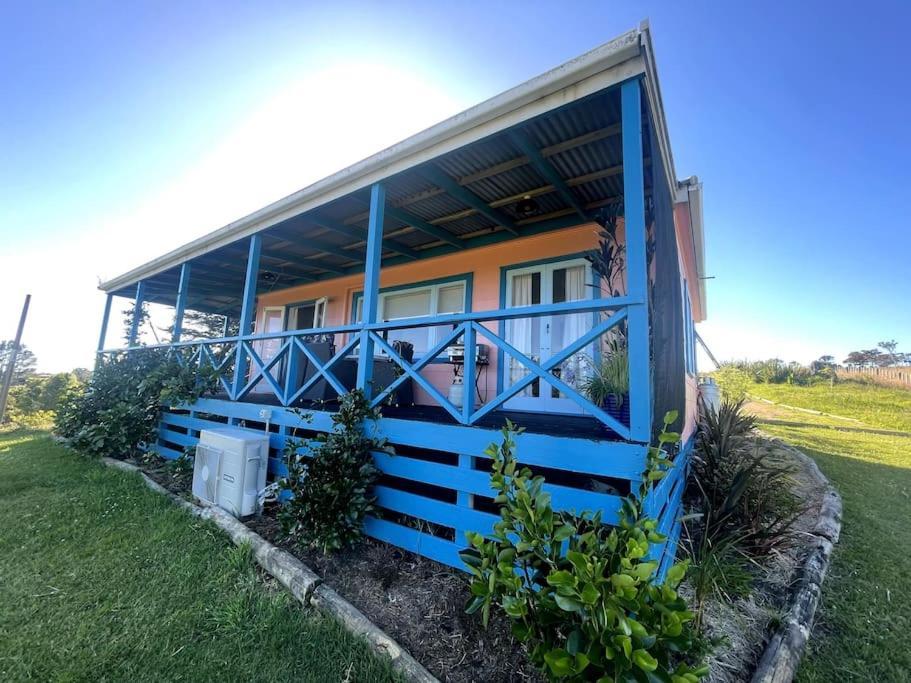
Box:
[503, 258, 592, 413]
[252, 307, 285, 393]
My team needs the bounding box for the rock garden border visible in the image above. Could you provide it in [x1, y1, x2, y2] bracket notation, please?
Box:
[749, 439, 842, 683]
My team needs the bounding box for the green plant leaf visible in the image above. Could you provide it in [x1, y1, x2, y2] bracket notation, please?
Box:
[544, 649, 575, 677]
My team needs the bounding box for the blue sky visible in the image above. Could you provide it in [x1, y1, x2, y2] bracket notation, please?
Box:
[1, 0, 909, 371]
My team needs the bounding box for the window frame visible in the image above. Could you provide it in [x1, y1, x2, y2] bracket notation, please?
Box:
[351, 273, 473, 360]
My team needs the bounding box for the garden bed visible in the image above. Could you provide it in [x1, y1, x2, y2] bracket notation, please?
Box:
[139, 456, 541, 683]
[137, 430, 834, 683]
[679, 434, 837, 683]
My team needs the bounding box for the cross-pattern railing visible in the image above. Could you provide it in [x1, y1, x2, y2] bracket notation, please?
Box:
[99, 297, 644, 440]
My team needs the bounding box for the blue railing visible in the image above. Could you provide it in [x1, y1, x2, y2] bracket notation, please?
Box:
[99, 296, 646, 441]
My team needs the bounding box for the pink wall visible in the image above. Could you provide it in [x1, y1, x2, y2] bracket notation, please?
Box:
[256, 223, 603, 405]
[254, 212, 702, 441]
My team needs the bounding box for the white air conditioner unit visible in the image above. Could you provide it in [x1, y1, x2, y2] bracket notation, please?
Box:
[193, 427, 270, 517]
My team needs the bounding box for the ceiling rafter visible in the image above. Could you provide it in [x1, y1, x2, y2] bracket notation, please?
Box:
[309, 212, 419, 260]
[383, 205, 464, 249]
[508, 129, 589, 221]
[418, 164, 519, 235]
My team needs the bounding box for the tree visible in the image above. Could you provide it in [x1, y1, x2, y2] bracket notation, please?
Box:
[878, 340, 900, 366]
[121, 302, 151, 345]
[162, 310, 238, 341]
[0, 340, 37, 385]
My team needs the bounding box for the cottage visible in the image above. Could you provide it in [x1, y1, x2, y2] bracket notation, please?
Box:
[96, 22, 706, 575]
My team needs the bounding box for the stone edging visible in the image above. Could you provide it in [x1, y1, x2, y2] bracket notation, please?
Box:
[749, 441, 843, 683]
[100, 457, 438, 683]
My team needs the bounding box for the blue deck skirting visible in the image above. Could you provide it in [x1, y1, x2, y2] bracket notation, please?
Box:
[155, 397, 688, 576]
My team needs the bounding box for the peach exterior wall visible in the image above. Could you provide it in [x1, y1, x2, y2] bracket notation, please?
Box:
[256, 223, 603, 405]
[254, 212, 702, 442]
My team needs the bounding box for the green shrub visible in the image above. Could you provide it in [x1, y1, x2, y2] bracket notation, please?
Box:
[460, 413, 707, 682]
[711, 366, 753, 401]
[582, 343, 629, 406]
[277, 391, 390, 553]
[684, 399, 802, 619]
[55, 350, 215, 459]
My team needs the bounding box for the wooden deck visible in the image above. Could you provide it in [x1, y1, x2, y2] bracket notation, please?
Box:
[212, 391, 616, 441]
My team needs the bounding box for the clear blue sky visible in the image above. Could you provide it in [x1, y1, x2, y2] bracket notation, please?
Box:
[1, 0, 909, 371]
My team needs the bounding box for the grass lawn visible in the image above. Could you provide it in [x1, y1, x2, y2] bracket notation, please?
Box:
[748, 380, 911, 432]
[0, 430, 400, 682]
[747, 382, 911, 681]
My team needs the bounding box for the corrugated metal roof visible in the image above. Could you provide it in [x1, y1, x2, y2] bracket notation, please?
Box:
[112, 60, 669, 315]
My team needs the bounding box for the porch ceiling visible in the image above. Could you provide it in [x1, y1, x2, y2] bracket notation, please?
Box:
[110, 78, 653, 317]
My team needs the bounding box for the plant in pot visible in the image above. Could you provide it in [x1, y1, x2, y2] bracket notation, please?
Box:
[583, 343, 630, 429]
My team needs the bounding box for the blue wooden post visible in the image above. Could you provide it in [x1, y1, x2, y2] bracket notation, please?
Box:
[462, 323, 475, 424]
[621, 79, 652, 442]
[128, 281, 145, 347]
[97, 293, 113, 353]
[357, 183, 385, 398]
[172, 262, 191, 343]
[232, 235, 262, 399]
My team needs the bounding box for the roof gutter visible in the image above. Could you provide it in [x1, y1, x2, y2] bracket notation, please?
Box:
[680, 176, 707, 320]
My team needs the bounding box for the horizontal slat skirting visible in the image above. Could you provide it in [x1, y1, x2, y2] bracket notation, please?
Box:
[188, 397, 648, 480]
[364, 517, 463, 569]
[159, 394, 671, 573]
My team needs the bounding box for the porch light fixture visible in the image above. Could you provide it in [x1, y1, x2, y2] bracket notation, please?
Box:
[260, 271, 278, 283]
[515, 195, 539, 218]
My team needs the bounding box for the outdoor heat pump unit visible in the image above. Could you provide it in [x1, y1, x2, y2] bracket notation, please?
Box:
[193, 427, 270, 517]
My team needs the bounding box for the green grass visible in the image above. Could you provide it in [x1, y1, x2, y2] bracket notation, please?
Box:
[748, 380, 911, 432]
[746, 383, 911, 681]
[0, 430, 400, 683]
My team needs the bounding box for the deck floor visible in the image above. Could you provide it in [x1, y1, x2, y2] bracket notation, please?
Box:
[214, 393, 617, 441]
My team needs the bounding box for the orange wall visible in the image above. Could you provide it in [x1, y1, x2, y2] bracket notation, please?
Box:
[256, 223, 603, 403]
[255, 216, 700, 439]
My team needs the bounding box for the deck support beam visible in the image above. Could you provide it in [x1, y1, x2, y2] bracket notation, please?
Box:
[172, 263, 191, 343]
[357, 183, 385, 397]
[127, 281, 145, 347]
[621, 78, 652, 443]
[232, 235, 262, 399]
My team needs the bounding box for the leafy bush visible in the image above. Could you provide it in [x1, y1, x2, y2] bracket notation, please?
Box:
[460, 414, 707, 682]
[277, 391, 390, 552]
[582, 343, 629, 407]
[711, 366, 753, 401]
[684, 399, 802, 617]
[55, 350, 215, 459]
[3, 372, 84, 428]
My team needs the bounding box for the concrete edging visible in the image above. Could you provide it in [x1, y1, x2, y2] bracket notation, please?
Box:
[749, 441, 843, 683]
[100, 457, 438, 683]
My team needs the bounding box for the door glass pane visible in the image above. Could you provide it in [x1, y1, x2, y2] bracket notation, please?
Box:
[507, 272, 541, 397]
[253, 309, 284, 391]
[550, 265, 587, 397]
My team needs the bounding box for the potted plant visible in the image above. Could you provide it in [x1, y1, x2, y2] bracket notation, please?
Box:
[583, 345, 629, 429]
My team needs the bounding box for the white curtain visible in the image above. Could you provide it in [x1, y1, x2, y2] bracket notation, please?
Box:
[509, 273, 533, 394]
[560, 266, 587, 392]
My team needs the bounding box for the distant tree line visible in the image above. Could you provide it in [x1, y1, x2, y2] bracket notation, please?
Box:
[0, 340, 90, 429]
[842, 340, 910, 368]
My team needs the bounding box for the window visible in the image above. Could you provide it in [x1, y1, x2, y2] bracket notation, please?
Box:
[287, 297, 327, 331]
[355, 279, 469, 357]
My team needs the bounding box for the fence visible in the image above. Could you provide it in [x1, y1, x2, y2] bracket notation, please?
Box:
[837, 366, 911, 388]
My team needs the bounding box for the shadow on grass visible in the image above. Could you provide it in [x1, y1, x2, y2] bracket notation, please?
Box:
[757, 418, 911, 439]
[759, 423, 911, 682]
